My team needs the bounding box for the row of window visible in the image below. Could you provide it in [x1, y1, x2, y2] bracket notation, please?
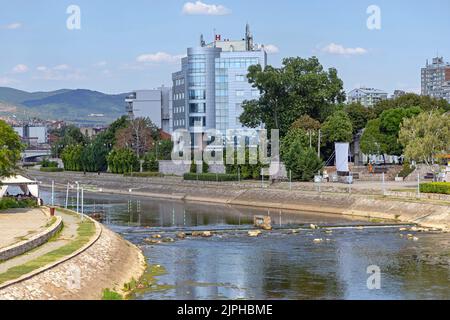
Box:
[215, 74, 246, 83]
[215, 58, 259, 69]
[174, 106, 185, 114]
[174, 119, 186, 127]
[188, 74, 206, 87]
[174, 92, 185, 100]
[216, 89, 259, 98]
[174, 78, 185, 86]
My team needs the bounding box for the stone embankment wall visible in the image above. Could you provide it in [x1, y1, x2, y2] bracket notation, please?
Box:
[0, 214, 146, 300]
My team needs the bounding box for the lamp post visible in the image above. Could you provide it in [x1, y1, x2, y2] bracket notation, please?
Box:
[75, 181, 79, 213]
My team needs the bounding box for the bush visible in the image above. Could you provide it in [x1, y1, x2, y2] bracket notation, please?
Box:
[420, 182, 450, 195]
[40, 159, 59, 168]
[183, 173, 238, 182]
[398, 162, 416, 178]
[0, 198, 38, 210]
[124, 172, 163, 178]
[40, 167, 64, 172]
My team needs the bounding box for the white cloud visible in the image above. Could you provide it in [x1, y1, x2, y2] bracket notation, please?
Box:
[3, 22, 22, 30]
[136, 52, 184, 64]
[264, 44, 279, 54]
[322, 43, 368, 56]
[35, 64, 84, 81]
[182, 1, 231, 16]
[12, 64, 29, 74]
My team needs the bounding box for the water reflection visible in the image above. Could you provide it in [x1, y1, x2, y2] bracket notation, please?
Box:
[40, 190, 450, 300]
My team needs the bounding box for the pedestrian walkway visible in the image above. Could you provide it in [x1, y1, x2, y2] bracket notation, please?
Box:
[0, 209, 49, 249]
[0, 210, 79, 274]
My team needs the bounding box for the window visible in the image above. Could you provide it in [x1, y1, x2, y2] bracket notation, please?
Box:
[188, 74, 206, 87]
[235, 74, 246, 82]
[251, 90, 259, 97]
[189, 116, 206, 127]
[216, 89, 228, 97]
[189, 103, 206, 113]
[189, 89, 206, 100]
[236, 90, 245, 97]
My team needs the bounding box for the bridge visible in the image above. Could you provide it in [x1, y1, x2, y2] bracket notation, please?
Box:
[21, 149, 52, 163]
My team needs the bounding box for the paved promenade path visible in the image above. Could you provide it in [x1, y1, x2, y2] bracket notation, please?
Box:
[0, 211, 78, 274]
[0, 209, 49, 249]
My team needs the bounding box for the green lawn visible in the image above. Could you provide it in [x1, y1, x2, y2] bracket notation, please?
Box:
[0, 219, 96, 285]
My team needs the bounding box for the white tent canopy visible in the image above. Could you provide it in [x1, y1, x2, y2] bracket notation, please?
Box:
[0, 175, 40, 198]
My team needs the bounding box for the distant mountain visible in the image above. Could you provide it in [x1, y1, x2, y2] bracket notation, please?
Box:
[0, 87, 129, 123]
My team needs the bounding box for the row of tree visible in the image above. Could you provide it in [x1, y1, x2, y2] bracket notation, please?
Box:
[54, 116, 173, 174]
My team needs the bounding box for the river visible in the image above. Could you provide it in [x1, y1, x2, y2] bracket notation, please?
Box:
[41, 189, 450, 300]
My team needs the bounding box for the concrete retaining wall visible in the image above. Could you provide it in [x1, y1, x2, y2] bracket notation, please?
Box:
[0, 216, 63, 262]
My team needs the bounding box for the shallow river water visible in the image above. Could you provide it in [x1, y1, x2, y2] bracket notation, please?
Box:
[41, 190, 450, 300]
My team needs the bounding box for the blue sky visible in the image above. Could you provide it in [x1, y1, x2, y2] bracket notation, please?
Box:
[0, 0, 449, 95]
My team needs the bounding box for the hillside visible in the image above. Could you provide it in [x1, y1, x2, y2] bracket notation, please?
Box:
[0, 87, 129, 123]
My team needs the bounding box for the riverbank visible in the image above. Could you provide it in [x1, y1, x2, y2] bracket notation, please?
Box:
[29, 170, 450, 232]
[0, 208, 146, 300]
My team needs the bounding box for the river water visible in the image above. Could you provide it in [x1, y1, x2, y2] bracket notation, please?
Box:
[41, 190, 450, 300]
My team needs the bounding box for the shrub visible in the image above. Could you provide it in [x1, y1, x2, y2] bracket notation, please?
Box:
[420, 182, 450, 195]
[183, 173, 238, 182]
[124, 172, 163, 178]
[190, 160, 197, 174]
[0, 198, 38, 210]
[40, 159, 59, 168]
[40, 167, 64, 173]
[398, 162, 416, 178]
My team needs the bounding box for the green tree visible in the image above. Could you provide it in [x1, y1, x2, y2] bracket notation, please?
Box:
[373, 93, 450, 117]
[61, 144, 84, 171]
[106, 148, 139, 174]
[399, 111, 450, 166]
[51, 125, 86, 157]
[239, 56, 345, 137]
[344, 103, 375, 134]
[360, 119, 387, 158]
[290, 115, 322, 131]
[321, 110, 353, 143]
[284, 141, 323, 181]
[281, 128, 319, 161]
[0, 120, 23, 177]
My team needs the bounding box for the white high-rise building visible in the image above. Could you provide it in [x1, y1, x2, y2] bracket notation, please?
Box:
[171, 24, 267, 145]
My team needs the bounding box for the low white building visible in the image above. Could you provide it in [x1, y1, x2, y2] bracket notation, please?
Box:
[347, 87, 388, 108]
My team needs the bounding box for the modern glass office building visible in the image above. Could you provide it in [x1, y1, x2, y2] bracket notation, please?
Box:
[172, 25, 267, 146]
